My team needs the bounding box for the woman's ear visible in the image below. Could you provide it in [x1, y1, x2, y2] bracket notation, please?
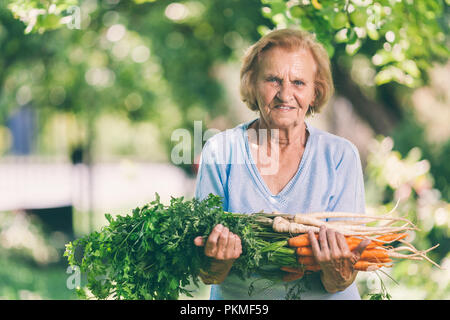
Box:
[313, 84, 320, 110]
[308, 104, 315, 117]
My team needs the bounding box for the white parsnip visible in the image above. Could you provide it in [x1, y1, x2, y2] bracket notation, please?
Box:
[293, 214, 327, 227]
[290, 213, 415, 236]
[272, 216, 320, 234]
[272, 216, 290, 233]
[289, 223, 320, 234]
[326, 219, 372, 225]
[298, 211, 414, 226]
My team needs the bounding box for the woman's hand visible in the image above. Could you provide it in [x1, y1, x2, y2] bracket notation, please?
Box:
[308, 225, 370, 293]
[194, 224, 242, 260]
[193, 224, 242, 284]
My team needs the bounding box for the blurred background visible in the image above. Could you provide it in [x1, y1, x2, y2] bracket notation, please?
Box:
[0, 0, 449, 300]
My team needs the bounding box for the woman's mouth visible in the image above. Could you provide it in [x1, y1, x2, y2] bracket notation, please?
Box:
[274, 105, 296, 111]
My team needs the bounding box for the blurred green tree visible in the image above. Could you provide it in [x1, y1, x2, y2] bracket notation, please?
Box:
[2, 0, 273, 171]
[4, 0, 449, 155]
[1, 0, 273, 232]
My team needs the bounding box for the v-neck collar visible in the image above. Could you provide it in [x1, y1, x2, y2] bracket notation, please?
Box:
[242, 118, 314, 199]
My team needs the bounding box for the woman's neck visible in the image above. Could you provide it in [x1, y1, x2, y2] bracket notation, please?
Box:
[256, 118, 308, 149]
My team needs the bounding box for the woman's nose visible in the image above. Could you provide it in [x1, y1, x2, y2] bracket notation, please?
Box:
[276, 83, 294, 103]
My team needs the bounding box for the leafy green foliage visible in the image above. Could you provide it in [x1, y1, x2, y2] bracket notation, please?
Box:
[367, 292, 390, 300]
[7, 0, 79, 34]
[262, 0, 449, 87]
[2, 0, 273, 172]
[64, 193, 297, 300]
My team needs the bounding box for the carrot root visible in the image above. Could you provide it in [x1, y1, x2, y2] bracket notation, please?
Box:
[282, 272, 304, 282]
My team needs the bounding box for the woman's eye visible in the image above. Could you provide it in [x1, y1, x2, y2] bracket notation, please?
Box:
[267, 77, 280, 84]
[293, 80, 304, 86]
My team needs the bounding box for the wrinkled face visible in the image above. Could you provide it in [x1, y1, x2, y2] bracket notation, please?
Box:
[255, 46, 317, 129]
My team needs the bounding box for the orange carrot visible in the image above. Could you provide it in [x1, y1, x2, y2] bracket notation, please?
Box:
[298, 256, 391, 266]
[348, 241, 381, 251]
[296, 247, 314, 256]
[289, 234, 362, 248]
[348, 242, 373, 251]
[280, 266, 305, 274]
[372, 233, 407, 245]
[291, 234, 405, 251]
[366, 257, 392, 263]
[282, 272, 304, 282]
[289, 234, 375, 249]
[297, 261, 391, 272]
[360, 248, 389, 260]
[297, 256, 316, 265]
[297, 244, 393, 260]
[280, 266, 305, 281]
[353, 260, 372, 271]
[348, 233, 407, 250]
[288, 233, 318, 247]
[289, 232, 407, 249]
[353, 261, 390, 271]
[304, 265, 321, 272]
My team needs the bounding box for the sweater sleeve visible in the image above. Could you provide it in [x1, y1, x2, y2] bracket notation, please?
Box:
[327, 142, 366, 214]
[194, 140, 227, 208]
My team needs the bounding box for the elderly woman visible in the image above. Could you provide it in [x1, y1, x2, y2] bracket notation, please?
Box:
[193, 28, 369, 300]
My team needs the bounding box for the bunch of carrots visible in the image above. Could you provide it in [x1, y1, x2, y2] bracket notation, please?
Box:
[261, 210, 441, 282]
[281, 233, 410, 281]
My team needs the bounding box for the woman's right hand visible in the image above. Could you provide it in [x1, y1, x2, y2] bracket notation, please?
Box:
[193, 224, 242, 284]
[194, 224, 242, 261]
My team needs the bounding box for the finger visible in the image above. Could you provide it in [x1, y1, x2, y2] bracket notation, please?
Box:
[318, 225, 330, 258]
[308, 230, 321, 257]
[352, 238, 371, 259]
[205, 224, 223, 257]
[234, 234, 242, 258]
[233, 234, 242, 258]
[216, 226, 230, 260]
[224, 232, 236, 260]
[336, 232, 351, 256]
[326, 228, 340, 259]
[194, 236, 205, 247]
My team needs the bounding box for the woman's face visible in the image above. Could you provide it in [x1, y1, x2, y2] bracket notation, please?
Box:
[255, 46, 317, 129]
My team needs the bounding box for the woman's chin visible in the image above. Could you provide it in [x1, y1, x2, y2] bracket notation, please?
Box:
[268, 116, 302, 129]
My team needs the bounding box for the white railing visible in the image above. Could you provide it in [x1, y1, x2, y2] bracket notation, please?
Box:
[0, 156, 196, 214]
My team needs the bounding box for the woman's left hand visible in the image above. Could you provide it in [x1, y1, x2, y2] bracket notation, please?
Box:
[308, 225, 370, 293]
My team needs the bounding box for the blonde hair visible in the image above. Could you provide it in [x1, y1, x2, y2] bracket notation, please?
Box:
[240, 28, 334, 115]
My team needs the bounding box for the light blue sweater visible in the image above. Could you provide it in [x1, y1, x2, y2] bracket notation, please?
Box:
[194, 118, 365, 300]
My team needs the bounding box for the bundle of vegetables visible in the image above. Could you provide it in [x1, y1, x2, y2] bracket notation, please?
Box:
[64, 193, 440, 300]
[64, 193, 299, 300]
[270, 212, 441, 280]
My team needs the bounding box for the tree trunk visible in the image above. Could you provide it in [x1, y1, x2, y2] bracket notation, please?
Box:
[332, 60, 403, 136]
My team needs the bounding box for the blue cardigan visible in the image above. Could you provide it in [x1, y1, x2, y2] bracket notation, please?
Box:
[195, 118, 365, 300]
